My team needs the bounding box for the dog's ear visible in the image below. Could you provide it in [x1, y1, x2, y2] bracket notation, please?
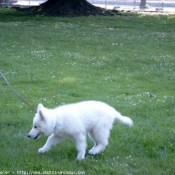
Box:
[37, 103, 44, 112]
[39, 110, 45, 121]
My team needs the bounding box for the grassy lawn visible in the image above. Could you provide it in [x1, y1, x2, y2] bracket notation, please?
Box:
[0, 8, 175, 175]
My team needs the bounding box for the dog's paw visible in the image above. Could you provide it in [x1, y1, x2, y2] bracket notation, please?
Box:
[38, 148, 47, 153]
[76, 152, 85, 161]
[88, 149, 95, 155]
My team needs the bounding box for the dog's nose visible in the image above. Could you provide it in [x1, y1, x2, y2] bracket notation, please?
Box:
[27, 134, 31, 138]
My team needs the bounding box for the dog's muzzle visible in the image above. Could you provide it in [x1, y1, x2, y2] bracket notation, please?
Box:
[27, 133, 41, 139]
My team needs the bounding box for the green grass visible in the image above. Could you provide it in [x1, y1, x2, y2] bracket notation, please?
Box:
[0, 8, 175, 175]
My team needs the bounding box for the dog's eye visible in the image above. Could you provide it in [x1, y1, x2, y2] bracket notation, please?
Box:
[34, 125, 37, 129]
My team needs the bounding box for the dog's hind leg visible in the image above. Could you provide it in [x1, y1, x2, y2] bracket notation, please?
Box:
[88, 128, 109, 155]
[74, 133, 87, 160]
[88, 132, 97, 150]
[38, 134, 64, 153]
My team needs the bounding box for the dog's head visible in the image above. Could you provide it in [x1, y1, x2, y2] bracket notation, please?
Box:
[27, 104, 47, 139]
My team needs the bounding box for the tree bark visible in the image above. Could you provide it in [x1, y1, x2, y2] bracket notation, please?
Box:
[140, 0, 146, 8]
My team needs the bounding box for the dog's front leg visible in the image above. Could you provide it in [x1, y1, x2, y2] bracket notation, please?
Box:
[74, 133, 87, 160]
[38, 134, 63, 153]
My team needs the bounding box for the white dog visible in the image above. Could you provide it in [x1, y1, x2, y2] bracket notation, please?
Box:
[28, 101, 133, 160]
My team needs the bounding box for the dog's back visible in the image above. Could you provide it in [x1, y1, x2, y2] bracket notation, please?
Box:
[54, 101, 132, 134]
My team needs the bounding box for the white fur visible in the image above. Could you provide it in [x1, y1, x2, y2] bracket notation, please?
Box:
[28, 101, 133, 160]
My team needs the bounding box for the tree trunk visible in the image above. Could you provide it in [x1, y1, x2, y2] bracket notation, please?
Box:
[140, 0, 146, 8]
[38, 0, 105, 16]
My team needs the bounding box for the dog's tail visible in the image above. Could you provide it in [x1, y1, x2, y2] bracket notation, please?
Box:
[115, 112, 134, 127]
